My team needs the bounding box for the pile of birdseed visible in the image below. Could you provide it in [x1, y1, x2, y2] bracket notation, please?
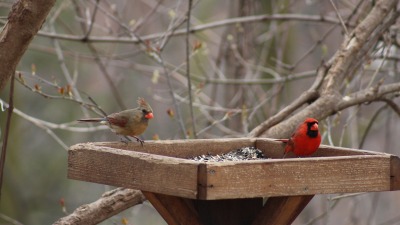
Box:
[189, 146, 266, 162]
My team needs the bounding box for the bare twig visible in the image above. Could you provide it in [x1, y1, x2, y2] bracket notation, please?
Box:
[85, 0, 153, 49]
[345, 0, 366, 25]
[359, 105, 388, 149]
[0, 213, 23, 225]
[38, 123, 69, 150]
[0, 75, 14, 199]
[379, 97, 400, 116]
[196, 112, 240, 137]
[72, 1, 127, 110]
[194, 70, 316, 85]
[0, 100, 108, 133]
[131, 0, 163, 32]
[50, 23, 92, 118]
[35, 14, 341, 44]
[87, 96, 108, 117]
[186, 0, 196, 138]
[158, 54, 188, 138]
[249, 64, 327, 138]
[15, 74, 105, 117]
[158, 5, 188, 51]
[86, 44, 127, 110]
[82, 0, 99, 41]
[329, 0, 349, 35]
[289, 25, 337, 70]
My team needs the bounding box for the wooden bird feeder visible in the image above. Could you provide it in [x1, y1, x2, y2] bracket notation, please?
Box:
[68, 138, 400, 225]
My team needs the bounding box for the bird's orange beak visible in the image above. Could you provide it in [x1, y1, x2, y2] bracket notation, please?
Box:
[310, 123, 318, 131]
[145, 112, 154, 119]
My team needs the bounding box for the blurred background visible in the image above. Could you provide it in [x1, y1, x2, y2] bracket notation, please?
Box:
[0, 0, 399, 224]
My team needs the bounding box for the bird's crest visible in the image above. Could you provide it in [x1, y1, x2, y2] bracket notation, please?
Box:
[137, 97, 152, 111]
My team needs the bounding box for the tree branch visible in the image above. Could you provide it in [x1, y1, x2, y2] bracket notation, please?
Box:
[249, 62, 328, 138]
[323, 0, 398, 93]
[0, 0, 56, 91]
[337, 83, 400, 110]
[53, 188, 146, 225]
[251, 0, 399, 139]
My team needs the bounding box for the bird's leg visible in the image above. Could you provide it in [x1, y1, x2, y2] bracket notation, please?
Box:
[132, 136, 144, 147]
[282, 152, 287, 159]
[119, 136, 132, 144]
[119, 135, 144, 147]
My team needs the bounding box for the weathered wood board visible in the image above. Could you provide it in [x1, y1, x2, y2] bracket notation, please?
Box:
[198, 155, 390, 199]
[68, 138, 400, 200]
[95, 138, 256, 158]
[68, 143, 199, 199]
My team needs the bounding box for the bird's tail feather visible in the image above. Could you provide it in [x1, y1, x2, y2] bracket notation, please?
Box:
[77, 118, 106, 123]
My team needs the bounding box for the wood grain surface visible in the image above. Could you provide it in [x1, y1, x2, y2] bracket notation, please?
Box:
[68, 138, 398, 200]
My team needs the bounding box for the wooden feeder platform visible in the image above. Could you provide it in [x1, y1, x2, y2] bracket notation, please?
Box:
[68, 138, 400, 225]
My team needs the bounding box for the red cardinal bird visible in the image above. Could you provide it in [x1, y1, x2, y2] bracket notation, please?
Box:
[78, 97, 154, 146]
[280, 118, 321, 157]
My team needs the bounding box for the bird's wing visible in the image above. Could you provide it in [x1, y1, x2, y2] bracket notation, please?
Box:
[107, 114, 129, 127]
[284, 138, 295, 154]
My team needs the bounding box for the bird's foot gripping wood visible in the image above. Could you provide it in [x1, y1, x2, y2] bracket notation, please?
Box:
[133, 136, 145, 147]
[120, 136, 144, 147]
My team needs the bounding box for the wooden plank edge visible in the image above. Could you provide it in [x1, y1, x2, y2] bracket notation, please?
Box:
[71, 140, 392, 159]
[68, 144, 199, 199]
[72, 139, 393, 158]
[68, 142, 203, 162]
[197, 154, 391, 200]
[195, 154, 390, 165]
[391, 155, 400, 190]
[88, 138, 258, 158]
[197, 163, 208, 200]
[317, 145, 392, 156]
[92, 138, 258, 150]
[93, 137, 257, 146]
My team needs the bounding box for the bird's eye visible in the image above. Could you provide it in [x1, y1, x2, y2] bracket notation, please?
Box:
[142, 109, 147, 113]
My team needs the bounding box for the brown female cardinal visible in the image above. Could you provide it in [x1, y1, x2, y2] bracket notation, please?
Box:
[280, 118, 321, 157]
[78, 97, 154, 146]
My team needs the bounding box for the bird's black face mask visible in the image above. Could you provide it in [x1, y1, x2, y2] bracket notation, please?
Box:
[307, 122, 319, 138]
